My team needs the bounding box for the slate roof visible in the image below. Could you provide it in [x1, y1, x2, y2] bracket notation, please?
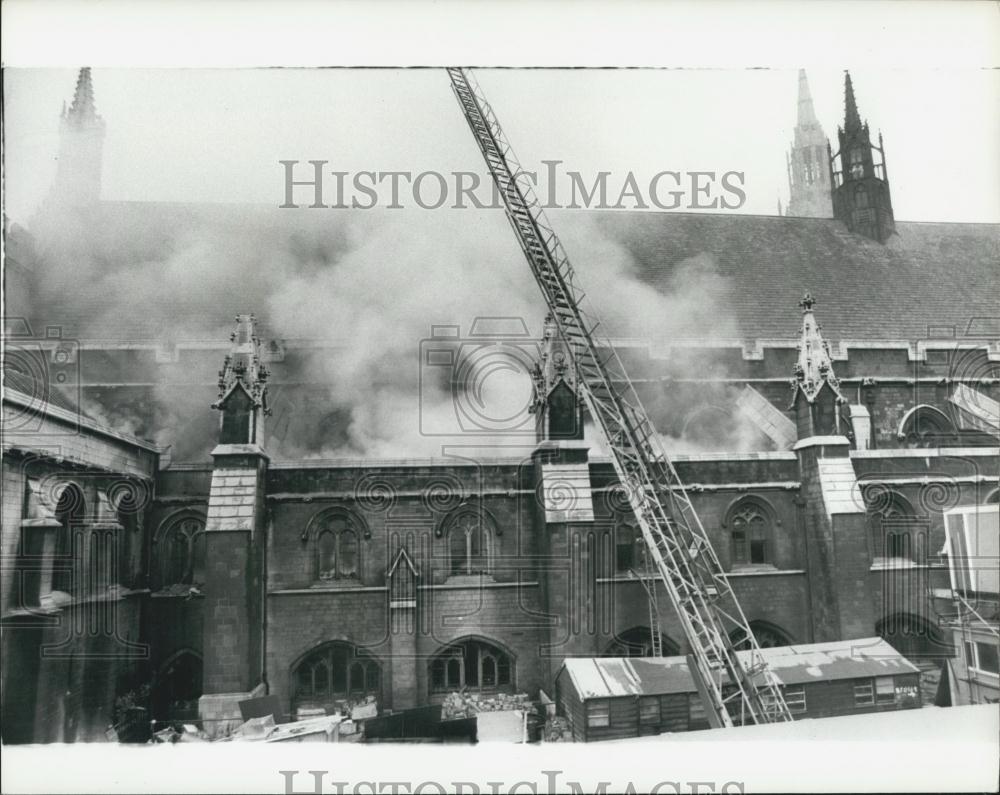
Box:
[2, 366, 92, 419]
[16, 202, 1000, 344]
[592, 211, 1000, 343]
[560, 637, 919, 699]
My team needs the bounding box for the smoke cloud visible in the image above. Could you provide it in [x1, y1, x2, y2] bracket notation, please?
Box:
[20, 201, 772, 461]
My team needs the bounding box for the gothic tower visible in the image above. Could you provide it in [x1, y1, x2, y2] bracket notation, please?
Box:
[786, 70, 833, 218]
[52, 67, 106, 207]
[829, 71, 896, 243]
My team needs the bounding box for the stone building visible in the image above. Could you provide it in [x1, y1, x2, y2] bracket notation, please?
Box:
[2, 69, 998, 741]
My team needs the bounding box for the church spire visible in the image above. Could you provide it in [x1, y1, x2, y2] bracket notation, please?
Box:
[64, 67, 100, 125]
[785, 69, 832, 218]
[792, 293, 843, 404]
[48, 67, 106, 207]
[796, 69, 818, 127]
[790, 294, 847, 438]
[843, 71, 862, 132]
[830, 71, 896, 243]
[212, 314, 271, 446]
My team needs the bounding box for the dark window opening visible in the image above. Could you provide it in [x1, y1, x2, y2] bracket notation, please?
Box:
[292, 643, 381, 712]
[448, 513, 491, 576]
[729, 503, 771, 567]
[158, 516, 206, 588]
[429, 639, 513, 694]
[315, 514, 361, 581]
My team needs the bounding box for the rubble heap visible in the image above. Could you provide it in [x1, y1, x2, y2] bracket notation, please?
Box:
[542, 716, 573, 742]
[440, 691, 531, 720]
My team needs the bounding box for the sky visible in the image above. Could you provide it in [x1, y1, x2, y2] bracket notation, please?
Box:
[4, 66, 1000, 226]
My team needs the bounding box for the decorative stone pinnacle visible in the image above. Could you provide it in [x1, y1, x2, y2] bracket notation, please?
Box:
[211, 313, 271, 415]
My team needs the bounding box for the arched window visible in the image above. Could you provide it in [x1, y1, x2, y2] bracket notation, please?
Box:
[615, 521, 647, 573]
[866, 492, 920, 561]
[152, 651, 203, 721]
[292, 642, 381, 712]
[728, 500, 773, 567]
[877, 613, 950, 660]
[899, 405, 958, 448]
[602, 626, 679, 658]
[849, 148, 865, 179]
[53, 483, 86, 594]
[446, 511, 493, 576]
[158, 515, 206, 588]
[729, 620, 794, 651]
[429, 639, 513, 694]
[313, 512, 361, 582]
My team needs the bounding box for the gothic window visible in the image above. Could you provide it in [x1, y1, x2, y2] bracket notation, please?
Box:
[429, 639, 513, 694]
[867, 494, 918, 561]
[615, 521, 647, 573]
[803, 151, 816, 184]
[314, 513, 361, 581]
[292, 643, 381, 710]
[158, 515, 206, 587]
[899, 405, 957, 448]
[728, 500, 772, 567]
[447, 511, 492, 576]
[602, 626, 679, 658]
[152, 651, 203, 721]
[849, 148, 865, 179]
[729, 621, 793, 651]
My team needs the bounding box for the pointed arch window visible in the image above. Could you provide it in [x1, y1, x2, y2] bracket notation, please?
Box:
[158, 515, 206, 588]
[446, 511, 493, 576]
[849, 148, 865, 179]
[728, 501, 772, 567]
[429, 639, 513, 694]
[314, 512, 362, 582]
[867, 493, 920, 562]
[292, 642, 381, 711]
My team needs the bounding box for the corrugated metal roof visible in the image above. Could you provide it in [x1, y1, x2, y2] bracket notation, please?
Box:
[561, 637, 919, 699]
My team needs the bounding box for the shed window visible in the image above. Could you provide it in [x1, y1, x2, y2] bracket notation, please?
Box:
[853, 681, 874, 706]
[639, 696, 660, 725]
[875, 676, 896, 704]
[586, 700, 610, 728]
[784, 686, 806, 714]
[968, 641, 1000, 675]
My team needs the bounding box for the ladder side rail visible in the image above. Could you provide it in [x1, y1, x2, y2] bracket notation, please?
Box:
[447, 67, 792, 725]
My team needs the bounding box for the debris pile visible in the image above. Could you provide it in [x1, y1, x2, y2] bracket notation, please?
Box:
[151, 723, 208, 743]
[543, 716, 573, 742]
[441, 691, 531, 720]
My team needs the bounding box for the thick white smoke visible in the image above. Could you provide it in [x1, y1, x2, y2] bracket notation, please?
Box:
[23, 202, 770, 460]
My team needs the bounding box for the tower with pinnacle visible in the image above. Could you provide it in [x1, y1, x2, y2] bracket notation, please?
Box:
[51, 67, 106, 207]
[829, 71, 896, 243]
[786, 70, 833, 218]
